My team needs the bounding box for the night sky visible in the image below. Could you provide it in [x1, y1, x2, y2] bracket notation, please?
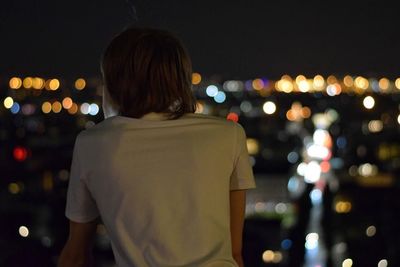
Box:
[1, 0, 400, 80]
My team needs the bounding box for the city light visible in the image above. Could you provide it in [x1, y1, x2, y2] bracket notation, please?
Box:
[9, 77, 22, 89]
[305, 233, 319, 250]
[395, 78, 400, 89]
[379, 78, 390, 90]
[366, 225, 376, 237]
[246, 138, 259, 155]
[363, 96, 375, 109]
[52, 101, 62, 113]
[75, 78, 86, 90]
[226, 112, 239, 122]
[42, 102, 52, 114]
[192, 72, 201, 85]
[18, 226, 29, 237]
[23, 77, 33, 89]
[342, 258, 353, 267]
[252, 78, 264, 90]
[80, 103, 90, 114]
[3, 96, 14, 109]
[313, 75, 325, 90]
[263, 101, 276, 114]
[378, 259, 388, 267]
[89, 103, 99, 115]
[32, 77, 45, 89]
[206, 85, 218, 97]
[62, 97, 73, 109]
[49, 79, 60, 90]
[214, 91, 226, 103]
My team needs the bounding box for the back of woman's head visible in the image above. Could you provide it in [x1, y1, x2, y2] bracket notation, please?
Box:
[101, 27, 197, 119]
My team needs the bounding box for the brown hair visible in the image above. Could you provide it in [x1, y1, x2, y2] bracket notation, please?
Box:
[101, 27, 197, 119]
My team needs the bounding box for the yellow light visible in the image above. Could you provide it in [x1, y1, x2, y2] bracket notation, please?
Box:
[263, 101, 276, 114]
[43, 171, 53, 192]
[8, 183, 20, 194]
[252, 78, 264, 90]
[23, 77, 33, 89]
[355, 76, 369, 89]
[313, 75, 325, 90]
[4, 97, 14, 109]
[62, 97, 73, 109]
[262, 250, 274, 263]
[295, 75, 306, 84]
[41, 102, 52, 114]
[67, 103, 78, 115]
[49, 79, 60, 90]
[52, 101, 62, 113]
[32, 77, 45, 90]
[363, 96, 375, 109]
[192, 73, 202, 85]
[342, 258, 353, 267]
[277, 79, 293, 93]
[395, 78, 400, 90]
[379, 78, 390, 91]
[19, 226, 29, 237]
[75, 78, 86, 90]
[335, 201, 352, 213]
[9, 77, 22, 89]
[246, 138, 259, 155]
[343, 75, 354, 87]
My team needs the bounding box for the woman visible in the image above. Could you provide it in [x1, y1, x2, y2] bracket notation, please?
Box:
[58, 27, 255, 267]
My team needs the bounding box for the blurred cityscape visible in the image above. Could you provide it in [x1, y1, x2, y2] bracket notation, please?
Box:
[1, 73, 400, 267]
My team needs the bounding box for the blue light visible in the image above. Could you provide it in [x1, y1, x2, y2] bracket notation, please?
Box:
[310, 188, 322, 205]
[89, 103, 99, 116]
[214, 91, 226, 103]
[287, 151, 299, 163]
[281, 239, 292, 250]
[11, 102, 20, 114]
[336, 136, 347, 149]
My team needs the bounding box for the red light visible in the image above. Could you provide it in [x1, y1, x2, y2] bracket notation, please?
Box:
[227, 112, 239, 122]
[13, 146, 28, 162]
[320, 161, 331, 173]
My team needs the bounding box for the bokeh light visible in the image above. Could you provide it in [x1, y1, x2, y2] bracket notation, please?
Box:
[263, 101, 276, 114]
[192, 72, 201, 85]
[52, 101, 62, 113]
[4, 97, 14, 109]
[9, 77, 22, 89]
[363, 96, 375, 109]
[75, 78, 86, 90]
[49, 79, 60, 90]
[226, 112, 239, 122]
[62, 97, 73, 109]
[18, 226, 29, 237]
[41, 102, 52, 114]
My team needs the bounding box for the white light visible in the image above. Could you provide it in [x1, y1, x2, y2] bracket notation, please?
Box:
[307, 144, 330, 160]
[304, 161, 321, 183]
[89, 103, 99, 115]
[19, 226, 29, 237]
[263, 101, 276, 114]
[206, 85, 219, 97]
[223, 80, 243, 92]
[305, 233, 319, 250]
[363, 96, 375, 109]
[240, 101, 253, 113]
[213, 91, 226, 103]
[80, 103, 90, 114]
[378, 259, 388, 267]
[358, 163, 378, 177]
[342, 258, 353, 267]
[368, 120, 383, 133]
[275, 203, 287, 214]
[397, 114, 400, 124]
[297, 162, 307, 176]
[313, 129, 329, 145]
[366, 225, 376, 237]
[3, 96, 14, 109]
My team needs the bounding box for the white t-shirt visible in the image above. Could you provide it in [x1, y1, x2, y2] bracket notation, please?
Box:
[65, 112, 256, 267]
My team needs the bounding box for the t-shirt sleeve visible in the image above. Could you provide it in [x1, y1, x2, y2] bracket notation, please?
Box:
[230, 123, 256, 190]
[65, 135, 100, 223]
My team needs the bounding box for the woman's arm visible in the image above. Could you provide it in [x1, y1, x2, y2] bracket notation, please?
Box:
[58, 219, 98, 267]
[230, 190, 246, 267]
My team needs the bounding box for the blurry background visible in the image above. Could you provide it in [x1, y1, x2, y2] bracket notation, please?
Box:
[1, 1, 400, 267]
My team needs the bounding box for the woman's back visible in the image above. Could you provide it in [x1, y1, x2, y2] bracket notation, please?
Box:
[65, 112, 255, 266]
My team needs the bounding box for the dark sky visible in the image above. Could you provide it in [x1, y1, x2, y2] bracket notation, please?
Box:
[1, 0, 399, 80]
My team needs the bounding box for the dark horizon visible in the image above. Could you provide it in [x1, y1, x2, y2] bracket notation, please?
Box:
[2, 0, 400, 80]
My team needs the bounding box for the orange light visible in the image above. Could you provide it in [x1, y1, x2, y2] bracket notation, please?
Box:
[9, 77, 22, 89]
[67, 103, 78, 115]
[41, 102, 52, 113]
[252, 79, 264, 90]
[23, 77, 33, 89]
[52, 101, 62, 113]
[75, 78, 86, 90]
[192, 73, 202, 85]
[320, 161, 331, 173]
[62, 97, 73, 109]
